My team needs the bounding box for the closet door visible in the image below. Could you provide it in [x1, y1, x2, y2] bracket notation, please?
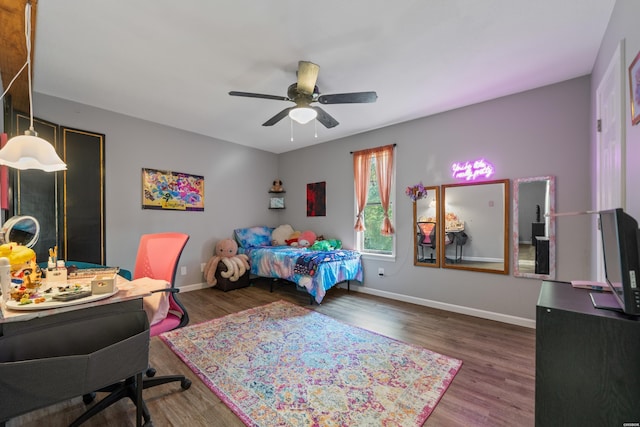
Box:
[12, 113, 60, 263]
[10, 113, 105, 265]
[61, 127, 105, 264]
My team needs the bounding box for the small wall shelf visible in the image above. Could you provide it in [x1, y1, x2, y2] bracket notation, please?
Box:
[269, 191, 285, 209]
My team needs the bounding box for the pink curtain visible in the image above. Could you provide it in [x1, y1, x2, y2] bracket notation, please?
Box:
[352, 144, 395, 234]
[374, 145, 395, 236]
[353, 149, 373, 231]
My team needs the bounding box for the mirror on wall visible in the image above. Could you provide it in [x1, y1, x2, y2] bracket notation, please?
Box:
[513, 176, 556, 279]
[441, 179, 510, 274]
[413, 186, 440, 267]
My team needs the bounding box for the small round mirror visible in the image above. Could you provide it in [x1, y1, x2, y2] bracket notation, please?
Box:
[1, 215, 40, 248]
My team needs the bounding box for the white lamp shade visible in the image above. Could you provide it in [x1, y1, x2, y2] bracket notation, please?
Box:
[0, 134, 67, 172]
[289, 107, 317, 124]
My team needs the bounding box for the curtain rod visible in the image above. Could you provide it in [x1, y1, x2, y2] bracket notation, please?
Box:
[350, 143, 396, 154]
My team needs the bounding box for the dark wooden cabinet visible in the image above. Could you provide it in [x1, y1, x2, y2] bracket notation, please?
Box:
[536, 281, 640, 426]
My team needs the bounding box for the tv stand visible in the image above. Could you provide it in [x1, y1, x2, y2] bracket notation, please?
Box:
[536, 281, 640, 426]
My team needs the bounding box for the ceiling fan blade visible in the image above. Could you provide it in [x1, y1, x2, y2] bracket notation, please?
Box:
[296, 61, 320, 95]
[229, 91, 289, 102]
[312, 106, 339, 128]
[318, 91, 378, 104]
[262, 107, 294, 126]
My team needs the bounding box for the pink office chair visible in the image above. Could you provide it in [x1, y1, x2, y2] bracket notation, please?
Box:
[74, 232, 191, 427]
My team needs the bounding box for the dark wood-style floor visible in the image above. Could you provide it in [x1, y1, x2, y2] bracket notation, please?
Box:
[9, 279, 536, 426]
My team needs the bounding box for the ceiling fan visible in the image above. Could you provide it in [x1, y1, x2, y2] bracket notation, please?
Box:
[229, 61, 377, 128]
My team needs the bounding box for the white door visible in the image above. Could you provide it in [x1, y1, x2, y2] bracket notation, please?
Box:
[595, 40, 626, 282]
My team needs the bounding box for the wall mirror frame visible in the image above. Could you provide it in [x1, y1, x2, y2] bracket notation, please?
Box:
[413, 186, 440, 268]
[512, 175, 556, 280]
[441, 179, 510, 274]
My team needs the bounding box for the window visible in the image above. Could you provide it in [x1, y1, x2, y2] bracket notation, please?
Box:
[353, 144, 395, 257]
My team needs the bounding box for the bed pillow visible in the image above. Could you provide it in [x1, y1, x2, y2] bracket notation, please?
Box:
[234, 226, 274, 248]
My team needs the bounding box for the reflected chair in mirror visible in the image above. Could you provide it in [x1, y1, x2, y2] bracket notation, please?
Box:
[417, 222, 437, 263]
[74, 232, 191, 426]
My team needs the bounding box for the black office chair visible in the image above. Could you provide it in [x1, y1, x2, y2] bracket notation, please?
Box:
[417, 221, 437, 263]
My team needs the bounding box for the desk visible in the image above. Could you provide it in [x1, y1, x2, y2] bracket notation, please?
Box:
[0, 276, 151, 426]
[445, 229, 468, 263]
[536, 281, 640, 425]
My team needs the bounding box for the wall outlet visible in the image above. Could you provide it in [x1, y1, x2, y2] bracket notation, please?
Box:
[200, 262, 206, 272]
[180, 266, 187, 276]
[378, 267, 384, 276]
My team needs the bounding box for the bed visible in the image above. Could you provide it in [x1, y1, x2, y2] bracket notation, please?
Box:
[234, 226, 363, 303]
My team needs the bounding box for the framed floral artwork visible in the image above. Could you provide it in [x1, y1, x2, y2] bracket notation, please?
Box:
[629, 50, 640, 126]
[142, 168, 204, 211]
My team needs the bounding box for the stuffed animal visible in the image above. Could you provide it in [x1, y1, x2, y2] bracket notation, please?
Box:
[311, 239, 342, 251]
[272, 224, 294, 246]
[297, 230, 317, 248]
[203, 239, 250, 286]
[285, 230, 301, 246]
[270, 179, 284, 193]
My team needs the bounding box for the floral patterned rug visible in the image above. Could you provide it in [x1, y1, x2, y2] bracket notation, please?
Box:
[160, 300, 462, 426]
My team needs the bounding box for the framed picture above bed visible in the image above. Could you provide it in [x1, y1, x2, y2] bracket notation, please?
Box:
[307, 181, 326, 216]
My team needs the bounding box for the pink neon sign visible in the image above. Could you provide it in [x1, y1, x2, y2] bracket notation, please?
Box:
[451, 159, 495, 181]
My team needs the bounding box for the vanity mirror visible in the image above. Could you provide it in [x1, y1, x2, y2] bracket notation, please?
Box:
[413, 186, 440, 267]
[513, 176, 555, 279]
[441, 179, 509, 274]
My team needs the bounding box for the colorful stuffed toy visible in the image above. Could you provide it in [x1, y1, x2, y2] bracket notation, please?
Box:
[285, 230, 301, 246]
[297, 230, 317, 248]
[311, 239, 342, 251]
[204, 239, 250, 286]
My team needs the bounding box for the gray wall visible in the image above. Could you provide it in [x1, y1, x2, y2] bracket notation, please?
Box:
[34, 93, 280, 287]
[32, 66, 598, 325]
[278, 76, 592, 323]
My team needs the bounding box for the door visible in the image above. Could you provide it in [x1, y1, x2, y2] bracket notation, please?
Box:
[595, 40, 626, 282]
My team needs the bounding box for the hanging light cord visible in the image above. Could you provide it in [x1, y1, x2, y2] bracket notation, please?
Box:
[0, 2, 35, 132]
[25, 2, 36, 133]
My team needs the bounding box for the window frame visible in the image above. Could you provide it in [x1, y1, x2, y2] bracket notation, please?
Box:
[354, 153, 396, 260]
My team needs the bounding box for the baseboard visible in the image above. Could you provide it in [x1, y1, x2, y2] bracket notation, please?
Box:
[339, 284, 536, 329]
[183, 281, 536, 329]
[179, 282, 212, 293]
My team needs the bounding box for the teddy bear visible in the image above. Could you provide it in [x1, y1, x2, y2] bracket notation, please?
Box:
[272, 224, 295, 246]
[203, 238, 250, 286]
[270, 179, 284, 193]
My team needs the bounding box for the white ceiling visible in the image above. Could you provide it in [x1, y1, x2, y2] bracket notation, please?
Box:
[33, 0, 615, 154]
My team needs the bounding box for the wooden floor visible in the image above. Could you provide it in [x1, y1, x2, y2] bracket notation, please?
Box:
[9, 279, 536, 426]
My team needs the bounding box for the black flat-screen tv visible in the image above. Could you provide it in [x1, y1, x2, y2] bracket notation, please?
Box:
[591, 208, 640, 316]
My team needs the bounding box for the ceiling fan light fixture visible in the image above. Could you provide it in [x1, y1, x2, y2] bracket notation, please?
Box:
[289, 107, 317, 124]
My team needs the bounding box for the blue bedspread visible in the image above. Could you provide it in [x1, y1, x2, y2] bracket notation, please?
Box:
[241, 246, 363, 303]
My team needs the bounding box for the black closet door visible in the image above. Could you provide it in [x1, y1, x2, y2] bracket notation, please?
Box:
[12, 113, 59, 263]
[62, 127, 105, 264]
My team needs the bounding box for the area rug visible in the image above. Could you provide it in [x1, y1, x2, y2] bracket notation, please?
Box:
[160, 300, 462, 426]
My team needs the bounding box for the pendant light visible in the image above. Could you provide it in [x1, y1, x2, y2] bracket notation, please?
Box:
[0, 2, 67, 172]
